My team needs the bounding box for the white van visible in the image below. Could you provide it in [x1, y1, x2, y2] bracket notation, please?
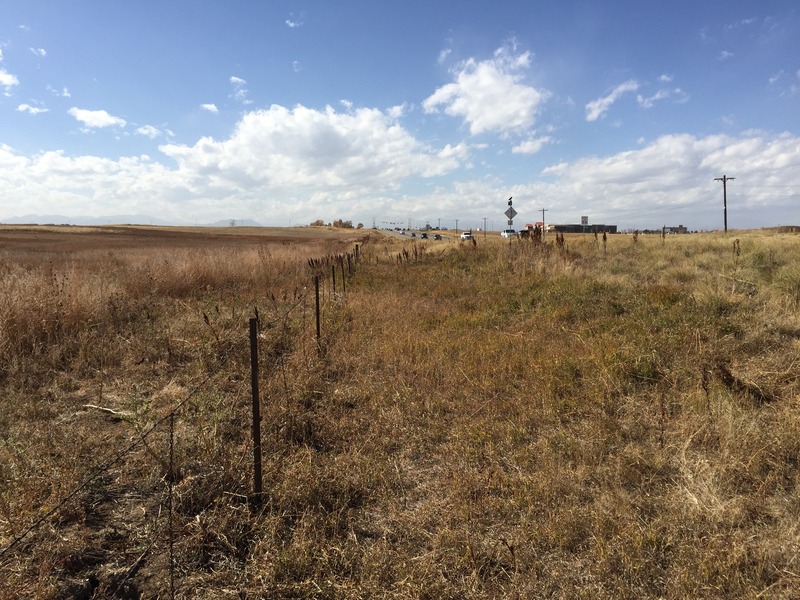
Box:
[500, 229, 517, 238]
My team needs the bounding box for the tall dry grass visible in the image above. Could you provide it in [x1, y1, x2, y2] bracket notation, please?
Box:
[1, 229, 799, 598]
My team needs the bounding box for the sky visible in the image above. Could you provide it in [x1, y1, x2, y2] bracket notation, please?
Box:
[0, 1, 798, 231]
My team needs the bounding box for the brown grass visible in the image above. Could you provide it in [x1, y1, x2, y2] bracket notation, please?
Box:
[1, 226, 799, 598]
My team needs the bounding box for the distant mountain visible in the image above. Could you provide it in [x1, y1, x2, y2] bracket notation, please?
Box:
[1, 215, 263, 227]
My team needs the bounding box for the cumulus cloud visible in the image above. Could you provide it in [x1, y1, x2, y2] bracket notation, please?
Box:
[585, 80, 639, 122]
[68, 107, 127, 129]
[512, 136, 552, 154]
[538, 131, 800, 227]
[0, 127, 798, 229]
[159, 104, 464, 193]
[17, 103, 49, 115]
[423, 43, 549, 136]
[0, 69, 20, 95]
[200, 103, 219, 113]
[136, 125, 162, 139]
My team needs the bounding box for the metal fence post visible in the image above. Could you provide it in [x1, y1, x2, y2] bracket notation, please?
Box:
[249, 318, 263, 506]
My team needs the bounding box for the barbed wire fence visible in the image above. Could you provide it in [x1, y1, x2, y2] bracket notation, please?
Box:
[0, 244, 370, 597]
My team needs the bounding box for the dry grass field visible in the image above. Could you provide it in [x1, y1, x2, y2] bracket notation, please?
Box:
[1, 225, 799, 598]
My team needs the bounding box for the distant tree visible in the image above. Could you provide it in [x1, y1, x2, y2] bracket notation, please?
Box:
[310, 219, 325, 227]
[332, 219, 354, 229]
[357, 223, 364, 229]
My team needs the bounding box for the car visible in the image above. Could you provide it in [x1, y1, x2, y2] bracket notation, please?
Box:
[433, 234, 442, 240]
[410, 232, 416, 237]
[500, 229, 517, 238]
[420, 232, 429, 239]
[460, 231, 473, 240]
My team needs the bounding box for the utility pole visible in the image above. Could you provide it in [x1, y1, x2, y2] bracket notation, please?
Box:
[455, 219, 459, 234]
[483, 217, 487, 238]
[540, 208, 548, 240]
[714, 175, 735, 233]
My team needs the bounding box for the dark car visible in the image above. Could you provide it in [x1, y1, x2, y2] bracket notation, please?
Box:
[420, 232, 429, 239]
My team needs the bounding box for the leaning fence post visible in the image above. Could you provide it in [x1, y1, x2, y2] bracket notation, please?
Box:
[249, 318, 263, 507]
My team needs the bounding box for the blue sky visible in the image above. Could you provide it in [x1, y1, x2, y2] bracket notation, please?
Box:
[1, 1, 798, 230]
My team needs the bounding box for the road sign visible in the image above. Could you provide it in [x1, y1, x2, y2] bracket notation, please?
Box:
[507, 219, 514, 226]
[504, 207, 517, 220]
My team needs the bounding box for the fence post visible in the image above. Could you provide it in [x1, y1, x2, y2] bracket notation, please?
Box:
[168, 412, 176, 599]
[249, 318, 263, 506]
[314, 275, 321, 348]
[341, 256, 346, 295]
[331, 264, 336, 296]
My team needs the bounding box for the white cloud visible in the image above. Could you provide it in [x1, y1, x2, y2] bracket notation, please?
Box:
[30, 47, 46, 57]
[585, 80, 639, 122]
[136, 125, 162, 139]
[292, 60, 302, 73]
[47, 85, 71, 97]
[535, 131, 800, 227]
[658, 74, 673, 83]
[17, 103, 49, 115]
[386, 103, 408, 119]
[0, 127, 798, 230]
[229, 76, 251, 104]
[637, 89, 670, 109]
[512, 136, 552, 154]
[159, 104, 464, 193]
[437, 48, 452, 65]
[68, 107, 127, 129]
[718, 50, 734, 61]
[0, 69, 20, 95]
[423, 43, 548, 136]
[285, 12, 304, 28]
[200, 103, 219, 113]
[768, 71, 783, 85]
